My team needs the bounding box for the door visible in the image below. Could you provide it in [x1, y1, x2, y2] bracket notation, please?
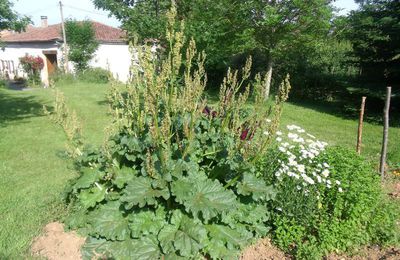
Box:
[43, 52, 58, 75]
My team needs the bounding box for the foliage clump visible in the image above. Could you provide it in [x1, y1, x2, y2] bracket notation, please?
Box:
[263, 139, 400, 259]
[44, 90, 83, 157]
[65, 20, 99, 72]
[19, 54, 44, 86]
[65, 7, 290, 259]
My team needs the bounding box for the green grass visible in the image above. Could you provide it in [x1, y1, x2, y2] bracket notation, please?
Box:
[0, 81, 399, 258]
[281, 101, 400, 166]
[0, 82, 109, 258]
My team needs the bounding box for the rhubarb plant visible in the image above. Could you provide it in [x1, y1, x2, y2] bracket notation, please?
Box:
[65, 5, 290, 259]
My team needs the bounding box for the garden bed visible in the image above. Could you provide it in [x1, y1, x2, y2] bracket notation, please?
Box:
[31, 222, 400, 260]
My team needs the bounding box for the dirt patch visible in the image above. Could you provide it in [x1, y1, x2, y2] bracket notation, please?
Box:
[326, 246, 400, 260]
[240, 238, 290, 260]
[31, 222, 85, 260]
[386, 178, 400, 199]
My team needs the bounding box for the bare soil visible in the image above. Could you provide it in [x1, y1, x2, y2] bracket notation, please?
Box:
[386, 177, 400, 199]
[31, 222, 85, 260]
[30, 222, 399, 260]
[326, 246, 400, 260]
[240, 238, 290, 260]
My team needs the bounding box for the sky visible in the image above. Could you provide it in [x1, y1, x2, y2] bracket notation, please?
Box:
[12, 0, 359, 28]
[12, 0, 121, 27]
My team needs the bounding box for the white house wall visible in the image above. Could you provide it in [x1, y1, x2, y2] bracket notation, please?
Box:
[90, 43, 131, 82]
[0, 42, 132, 85]
[0, 42, 61, 86]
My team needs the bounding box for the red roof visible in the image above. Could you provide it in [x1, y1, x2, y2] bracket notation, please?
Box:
[2, 21, 126, 43]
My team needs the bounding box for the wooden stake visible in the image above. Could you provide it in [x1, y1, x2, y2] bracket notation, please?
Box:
[379, 87, 391, 180]
[59, 0, 69, 72]
[356, 96, 366, 154]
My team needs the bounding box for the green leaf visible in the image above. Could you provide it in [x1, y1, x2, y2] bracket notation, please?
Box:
[206, 224, 249, 248]
[158, 210, 207, 257]
[83, 236, 161, 260]
[121, 176, 170, 209]
[204, 239, 237, 259]
[79, 185, 106, 209]
[89, 202, 130, 241]
[171, 177, 237, 221]
[221, 203, 270, 236]
[236, 172, 276, 201]
[108, 236, 161, 260]
[158, 224, 178, 254]
[128, 207, 166, 238]
[74, 168, 103, 189]
[113, 166, 137, 189]
[81, 237, 111, 260]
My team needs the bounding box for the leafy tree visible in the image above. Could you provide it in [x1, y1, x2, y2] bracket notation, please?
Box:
[93, 0, 242, 82]
[65, 20, 99, 72]
[347, 0, 400, 84]
[0, 0, 30, 33]
[94, 0, 334, 98]
[236, 0, 333, 99]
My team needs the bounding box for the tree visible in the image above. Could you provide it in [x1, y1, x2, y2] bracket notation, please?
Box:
[236, 0, 333, 99]
[65, 20, 99, 72]
[0, 0, 30, 33]
[93, 0, 241, 81]
[94, 0, 334, 97]
[347, 0, 400, 84]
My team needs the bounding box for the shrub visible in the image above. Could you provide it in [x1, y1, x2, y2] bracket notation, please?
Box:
[77, 67, 110, 84]
[263, 131, 399, 259]
[0, 78, 6, 88]
[19, 54, 44, 86]
[49, 70, 75, 85]
[65, 7, 290, 259]
[65, 20, 99, 72]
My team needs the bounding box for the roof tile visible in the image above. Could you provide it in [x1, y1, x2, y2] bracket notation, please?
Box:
[2, 21, 126, 43]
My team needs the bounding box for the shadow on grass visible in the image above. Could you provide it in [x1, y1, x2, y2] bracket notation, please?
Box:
[0, 90, 46, 127]
[97, 99, 109, 106]
[288, 95, 400, 128]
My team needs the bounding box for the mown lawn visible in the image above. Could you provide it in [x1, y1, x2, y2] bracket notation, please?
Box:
[0, 81, 398, 258]
[0, 82, 109, 258]
[281, 101, 400, 166]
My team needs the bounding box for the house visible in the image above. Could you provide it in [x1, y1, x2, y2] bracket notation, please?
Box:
[0, 16, 131, 85]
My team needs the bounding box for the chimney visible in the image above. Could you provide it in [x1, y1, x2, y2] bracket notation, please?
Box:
[41, 16, 48, 27]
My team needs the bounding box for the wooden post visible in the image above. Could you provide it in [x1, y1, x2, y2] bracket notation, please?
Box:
[59, 0, 69, 72]
[356, 96, 366, 154]
[379, 87, 391, 180]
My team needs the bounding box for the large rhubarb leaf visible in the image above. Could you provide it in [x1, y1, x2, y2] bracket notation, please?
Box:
[79, 185, 106, 209]
[221, 203, 271, 236]
[128, 207, 166, 238]
[74, 168, 103, 190]
[206, 224, 249, 248]
[89, 202, 130, 241]
[82, 236, 161, 260]
[113, 166, 137, 189]
[158, 210, 207, 257]
[121, 176, 170, 209]
[171, 177, 237, 221]
[81, 237, 111, 260]
[204, 239, 238, 259]
[108, 236, 161, 260]
[236, 172, 276, 201]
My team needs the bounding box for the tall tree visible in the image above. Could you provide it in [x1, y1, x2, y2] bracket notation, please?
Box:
[93, 0, 333, 97]
[237, 0, 333, 98]
[93, 0, 240, 74]
[65, 20, 99, 72]
[0, 0, 30, 33]
[348, 0, 400, 84]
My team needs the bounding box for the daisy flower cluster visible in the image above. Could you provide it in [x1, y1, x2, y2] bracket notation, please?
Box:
[274, 124, 343, 193]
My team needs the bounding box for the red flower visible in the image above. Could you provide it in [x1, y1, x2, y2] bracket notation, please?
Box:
[240, 128, 250, 140]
